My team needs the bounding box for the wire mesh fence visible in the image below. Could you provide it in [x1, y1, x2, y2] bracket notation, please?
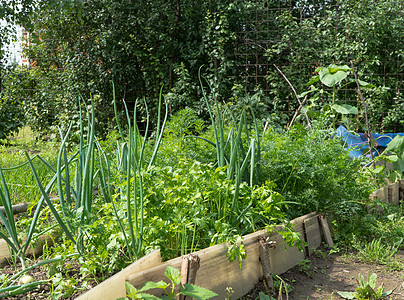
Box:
[233, 0, 403, 129]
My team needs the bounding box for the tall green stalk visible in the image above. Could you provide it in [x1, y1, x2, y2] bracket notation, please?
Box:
[28, 96, 97, 253]
[111, 85, 167, 260]
[196, 69, 262, 222]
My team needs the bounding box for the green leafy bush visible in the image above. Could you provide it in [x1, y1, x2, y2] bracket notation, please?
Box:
[128, 159, 289, 259]
[259, 124, 371, 220]
[0, 67, 26, 140]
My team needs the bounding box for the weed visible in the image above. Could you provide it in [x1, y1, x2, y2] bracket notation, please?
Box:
[356, 238, 402, 268]
[298, 259, 312, 276]
[337, 273, 393, 299]
[119, 266, 217, 300]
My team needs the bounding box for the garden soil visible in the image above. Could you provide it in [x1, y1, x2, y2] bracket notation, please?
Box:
[246, 249, 404, 300]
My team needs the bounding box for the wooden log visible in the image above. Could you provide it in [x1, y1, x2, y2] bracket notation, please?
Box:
[0, 202, 30, 215]
[75, 250, 162, 300]
[318, 214, 334, 248]
[0, 234, 53, 265]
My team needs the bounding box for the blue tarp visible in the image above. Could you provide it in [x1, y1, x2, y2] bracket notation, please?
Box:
[336, 125, 404, 158]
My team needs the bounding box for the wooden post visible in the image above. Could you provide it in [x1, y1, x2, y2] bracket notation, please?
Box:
[258, 236, 274, 291]
[179, 254, 200, 300]
[390, 182, 400, 205]
[318, 214, 334, 248]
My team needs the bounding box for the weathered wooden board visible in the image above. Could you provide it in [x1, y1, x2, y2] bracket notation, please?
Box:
[304, 216, 322, 255]
[319, 214, 334, 248]
[265, 212, 316, 275]
[0, 234, 52, 265]
[390, 181, 400, 205]
[370, 186, 388, 202]
[76, 250, 162, 300]
[267, 231, 305, 275]
[127, 228, 267, 299]
[399, 180, 404, 203]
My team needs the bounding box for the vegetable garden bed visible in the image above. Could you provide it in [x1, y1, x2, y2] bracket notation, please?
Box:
[72, 212, 332, 300]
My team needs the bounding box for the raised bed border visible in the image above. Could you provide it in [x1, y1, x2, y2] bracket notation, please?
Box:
[76, 212, 332, 300]
[369, 180, 404, 205]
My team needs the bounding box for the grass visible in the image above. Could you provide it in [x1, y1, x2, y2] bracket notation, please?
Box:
[0, 126, 58, 205]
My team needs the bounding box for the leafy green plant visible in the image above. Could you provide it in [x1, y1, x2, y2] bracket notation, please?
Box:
[305, 64, 374, 130]
[118, 266, 217, 300]
[337, 273, 393, 299]
[106, 84, 168, 261]
[356, 238, 402, 266]
[27, 97, 98, 254]
[196, 70, 262, 222]
[0, 253, 78, 298]
[297, 259, 312, 276]
[260, 124, 370, 220]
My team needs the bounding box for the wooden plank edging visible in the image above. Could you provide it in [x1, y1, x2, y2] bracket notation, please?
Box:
[370, 179, 404, 204]
[0, 212, 328, 299]
[0, 233, 53, 265]
[125, 212, 318, 300]
[75, 250, 162, 300]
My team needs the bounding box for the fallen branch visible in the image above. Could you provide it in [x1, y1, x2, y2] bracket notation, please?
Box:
[350, 61, 377, 179]
[273, 64, 312, 129]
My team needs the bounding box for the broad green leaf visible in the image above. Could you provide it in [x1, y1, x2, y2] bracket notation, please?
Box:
[164, 266, 181, 285]
[258, 292, 272, 300]
[306, 75, 320, 86]
[319, 64, 350, 87]
[384, 154, 399, 163]
[299, 87, 318, 97]
[337, 291, 356, 299]
[328, 64, 351, 73]
[368, 273, 377, 288]
[125, 281, 138, 297]
[363, 284, 378, 296]
[382, 290, 393, 297]
[386, 136, 404, 160]
[358, 79, 376, 89]
[138, 293, 162, 300]
[331, 104, 358, 115]
[140, 280, 169, 292]
[181, 283, 218, 300]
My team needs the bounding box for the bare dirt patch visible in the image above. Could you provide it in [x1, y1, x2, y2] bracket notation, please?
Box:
[246, 249, 404, 300]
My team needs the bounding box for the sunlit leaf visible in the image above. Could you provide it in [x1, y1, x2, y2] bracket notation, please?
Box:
[331, 104, 358, 115]
[181, 283, 218, 300]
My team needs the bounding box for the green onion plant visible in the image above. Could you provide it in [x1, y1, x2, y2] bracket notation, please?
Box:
[107, 84, 168, 260]
[195, 68, 262, 223]
[27, 97, 97, 253]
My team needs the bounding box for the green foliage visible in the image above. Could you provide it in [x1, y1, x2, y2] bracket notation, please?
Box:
[338, 273, 393, 300]
[0, 67, 26, 139]
[361, 134, 404, 185]
[260, 124, 371, 220]
[120, 266, 217, 300]
[11, 0, 257, 136]
[139, 159, 289, 259]
[305, 64, 374, 130]
[354, 237, 402, 267]
[265, 0, 403, 132]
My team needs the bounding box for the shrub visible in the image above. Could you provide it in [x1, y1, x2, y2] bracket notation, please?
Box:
[259, 124, 372, 221]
